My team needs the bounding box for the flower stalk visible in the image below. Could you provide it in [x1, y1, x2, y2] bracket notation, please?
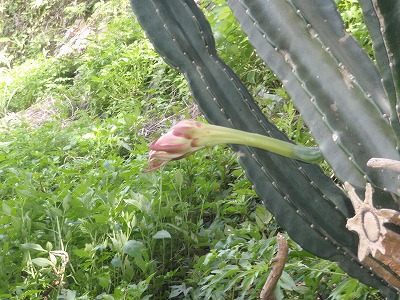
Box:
[145, 119, 322, 172]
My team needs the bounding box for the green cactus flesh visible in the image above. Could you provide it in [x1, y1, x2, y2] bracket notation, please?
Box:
[130, 0, 400, 297]
[358, 0, 400, 148]
[228, 0, 400, 199]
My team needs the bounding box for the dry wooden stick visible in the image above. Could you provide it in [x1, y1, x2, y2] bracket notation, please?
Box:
[367, 158, 400, 173]
[260, 233, 289, 300]
[41, 250, 69, 299]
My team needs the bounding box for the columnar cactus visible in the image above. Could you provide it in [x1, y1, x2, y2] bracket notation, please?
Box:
[130, 0, 400, 298]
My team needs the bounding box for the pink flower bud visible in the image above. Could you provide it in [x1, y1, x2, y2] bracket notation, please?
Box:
[144, 119, 322, 172]
[144, 120, 205, 172]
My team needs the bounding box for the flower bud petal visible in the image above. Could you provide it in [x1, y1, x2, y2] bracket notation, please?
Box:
[144, 120, 206, 172]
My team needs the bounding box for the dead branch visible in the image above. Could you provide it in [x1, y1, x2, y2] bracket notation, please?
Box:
[260, 233, 289, 300]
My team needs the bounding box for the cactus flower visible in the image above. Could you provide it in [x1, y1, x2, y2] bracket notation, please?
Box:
[145, 119, 322, 172]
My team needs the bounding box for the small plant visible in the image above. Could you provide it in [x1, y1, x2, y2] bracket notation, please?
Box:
[131, 0, 400, 298]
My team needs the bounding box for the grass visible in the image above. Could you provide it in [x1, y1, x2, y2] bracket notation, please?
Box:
[0, 0, 385, 299]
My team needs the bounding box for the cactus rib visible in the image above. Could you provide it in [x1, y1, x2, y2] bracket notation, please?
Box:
[290, 0, 390, 117]
[227, 0, 400, 199]
[358, 0, 400, 149]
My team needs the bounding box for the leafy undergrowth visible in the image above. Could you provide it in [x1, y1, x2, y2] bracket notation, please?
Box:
[0, 0, 384, 299]
[0, 115, 381, 299]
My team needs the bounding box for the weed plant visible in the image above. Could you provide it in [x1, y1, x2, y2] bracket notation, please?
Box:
[0, 0, 384, 299]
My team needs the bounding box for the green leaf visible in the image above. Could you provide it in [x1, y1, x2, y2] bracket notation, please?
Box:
[64, 289, 77, 300]
[278, 271, 297, 291]
[122, 240, 145, 257]
[21, 243, 46, 252]
[111, 256, 123, 268]
[31, 257, 54, 267]
[174, 170, 183, 187]
[97, 274, 110, 289]
[240, 271, 258, 298]
[124, 193, 151, 213]
[16, 189, 36, 198]
[20, 290, 42, 297]
[2, 202, 11, 215]
[120, 141, 132, 151]
[246, 70, 255, 83]
[209, 265, 240, 286]
[153, 230, 172, 239]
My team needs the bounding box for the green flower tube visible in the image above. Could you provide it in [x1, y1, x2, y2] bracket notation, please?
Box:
[145, 119, 322, 172]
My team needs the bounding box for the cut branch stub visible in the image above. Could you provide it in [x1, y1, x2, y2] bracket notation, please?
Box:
[367, 158, 400, 174]
[344, 182, 400, 290]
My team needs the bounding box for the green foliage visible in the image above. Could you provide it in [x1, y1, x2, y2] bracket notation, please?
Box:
[0, 115, 379, 298]
[0, 56, 77, 112]
[0, 0, 388, 299]
[0, 113, 259, 298]
[338, 0, 373, 55]
[0, 0, 100, 65]
[73, 27, 175, 116]
[184, 236, 382, 300]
